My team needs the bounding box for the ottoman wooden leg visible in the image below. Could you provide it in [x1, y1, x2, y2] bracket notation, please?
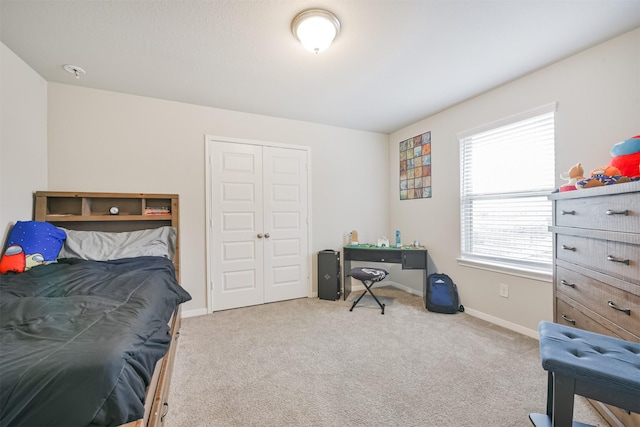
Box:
[552, 374, 576, 426]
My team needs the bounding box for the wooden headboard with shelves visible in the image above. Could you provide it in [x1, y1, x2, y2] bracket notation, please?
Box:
[34, 191, 180, 281]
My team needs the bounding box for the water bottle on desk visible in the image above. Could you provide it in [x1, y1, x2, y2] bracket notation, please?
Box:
[395, 230, 401, 248]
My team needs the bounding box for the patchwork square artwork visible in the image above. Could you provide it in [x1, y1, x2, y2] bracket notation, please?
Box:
[400, 131, 432, 200]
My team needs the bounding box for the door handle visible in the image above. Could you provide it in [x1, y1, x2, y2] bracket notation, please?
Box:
[264, 233, 270, 239]
[257, 233, 264, 238]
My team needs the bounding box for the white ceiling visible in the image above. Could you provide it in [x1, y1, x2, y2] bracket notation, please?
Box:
[2, 1, 639, 134]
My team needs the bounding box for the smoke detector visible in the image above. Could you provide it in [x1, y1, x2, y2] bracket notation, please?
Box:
[63, 64, 86, 79]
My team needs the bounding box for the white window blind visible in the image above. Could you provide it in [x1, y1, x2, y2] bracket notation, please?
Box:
[459, 104, 556, 272]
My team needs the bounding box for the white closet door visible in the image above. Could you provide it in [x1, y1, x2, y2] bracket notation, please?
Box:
[209, 140, 309, 312]
[263, 146, 308, 303]
[210, 142, 265, 311]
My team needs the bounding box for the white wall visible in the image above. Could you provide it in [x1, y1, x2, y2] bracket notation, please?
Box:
[8, 28, 638, 335]
[47, 84, 389, 315]
[0, 43, 48, 236]
[390, 28, 640, 337]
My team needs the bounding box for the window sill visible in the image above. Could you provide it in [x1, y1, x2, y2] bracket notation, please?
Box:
[456, 257, 552, 283]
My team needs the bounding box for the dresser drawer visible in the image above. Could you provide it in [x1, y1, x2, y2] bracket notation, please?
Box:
[556, 297, 640, 426]
[556, 294, 639, 341]
[557, 297, 608, 334]
[556, 266, 640, 338]
[555, 193, 640, 233]
[556, 234, 640, 285]
[593, 401, 640, 427]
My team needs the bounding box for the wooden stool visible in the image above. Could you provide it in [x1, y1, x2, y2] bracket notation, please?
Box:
[529, 321, 640, 427]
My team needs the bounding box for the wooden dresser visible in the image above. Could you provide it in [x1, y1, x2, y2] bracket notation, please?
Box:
[549, 181, 640, 427]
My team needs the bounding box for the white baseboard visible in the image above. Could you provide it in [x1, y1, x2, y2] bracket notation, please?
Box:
[384, 282, 538, 340]
[182, 307, 207, 318]
[388, 281, 422, 296]
[462, 307, 539, 340]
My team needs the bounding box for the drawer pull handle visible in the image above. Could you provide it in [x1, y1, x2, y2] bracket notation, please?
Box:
[607, 255, 630, 265]
[608, 300, 631, 315]
[605, 209, 628, 216]
[561, 210, 575, 215]
[561, 314, 576, 325]
[560, 279, 575, 288]
[161, 402, 169, 421]
[561, 245, 576, 252]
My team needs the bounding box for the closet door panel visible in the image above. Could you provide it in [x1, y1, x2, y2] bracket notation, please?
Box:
[211, 142, 265, 311]
[263, 146, 309, 303]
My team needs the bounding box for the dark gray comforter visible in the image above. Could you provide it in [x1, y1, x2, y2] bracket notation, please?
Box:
[0, 257, 191, 427]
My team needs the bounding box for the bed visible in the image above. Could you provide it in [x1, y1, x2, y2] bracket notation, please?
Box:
[0, 191, 191, 427]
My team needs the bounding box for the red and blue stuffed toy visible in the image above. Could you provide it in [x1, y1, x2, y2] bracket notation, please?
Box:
[0, 221, 66, 274]
[575, 135, 640, 189]
[609, 134, 640, 178]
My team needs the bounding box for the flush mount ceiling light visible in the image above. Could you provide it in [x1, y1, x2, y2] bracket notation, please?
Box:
[63, 64, 86, 79]
[292, 9, 341, 54]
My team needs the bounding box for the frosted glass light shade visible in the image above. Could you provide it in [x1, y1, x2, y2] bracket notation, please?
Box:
[292, 9, 341, 54]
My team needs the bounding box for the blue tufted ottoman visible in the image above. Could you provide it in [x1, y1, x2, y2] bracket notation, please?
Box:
[348, 267, 389, 314]
[529, 321, 640, 427]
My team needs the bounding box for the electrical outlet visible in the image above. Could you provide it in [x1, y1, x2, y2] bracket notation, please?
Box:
[499, 283, 509, 298]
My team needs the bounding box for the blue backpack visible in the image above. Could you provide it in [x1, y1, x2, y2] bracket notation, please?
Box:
[425, 273, 464, 314]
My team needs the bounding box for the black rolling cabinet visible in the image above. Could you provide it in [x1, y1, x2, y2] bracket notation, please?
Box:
[318, 250, 341, 301]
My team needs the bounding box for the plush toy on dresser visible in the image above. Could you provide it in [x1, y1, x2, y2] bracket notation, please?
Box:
[574, 134, 640, 189]
[609, 134, 640, 178]
[576, 165, 630, 189]
[559, 162, 585, 192]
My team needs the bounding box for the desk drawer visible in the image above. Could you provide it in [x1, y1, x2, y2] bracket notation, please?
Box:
[343, 248, 401, 263]
[556, 234, 640, 284]
[402, 251, 427, 269]
[555, 193, 640, 233]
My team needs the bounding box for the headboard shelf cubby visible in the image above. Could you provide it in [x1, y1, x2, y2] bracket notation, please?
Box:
[34, 191, 180, 281]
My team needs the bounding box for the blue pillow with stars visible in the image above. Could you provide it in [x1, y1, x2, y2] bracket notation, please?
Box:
[0, 221, 66, 273]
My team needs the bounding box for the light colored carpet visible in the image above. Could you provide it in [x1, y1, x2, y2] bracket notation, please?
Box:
[165, 287, 607, 427]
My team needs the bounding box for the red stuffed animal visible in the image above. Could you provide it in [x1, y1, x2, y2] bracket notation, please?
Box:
[608, 135, 640, 178]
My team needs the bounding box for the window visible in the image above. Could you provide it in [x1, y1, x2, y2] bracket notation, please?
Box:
[458, 103, 556, 275]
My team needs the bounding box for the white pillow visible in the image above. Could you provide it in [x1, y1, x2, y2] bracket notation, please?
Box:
[58, 226, 176, 261]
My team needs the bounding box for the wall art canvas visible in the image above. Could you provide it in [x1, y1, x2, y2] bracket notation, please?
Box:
[399, 131, 432, 200]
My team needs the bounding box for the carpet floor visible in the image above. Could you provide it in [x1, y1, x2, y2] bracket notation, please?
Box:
[165, 286, 607, 426]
